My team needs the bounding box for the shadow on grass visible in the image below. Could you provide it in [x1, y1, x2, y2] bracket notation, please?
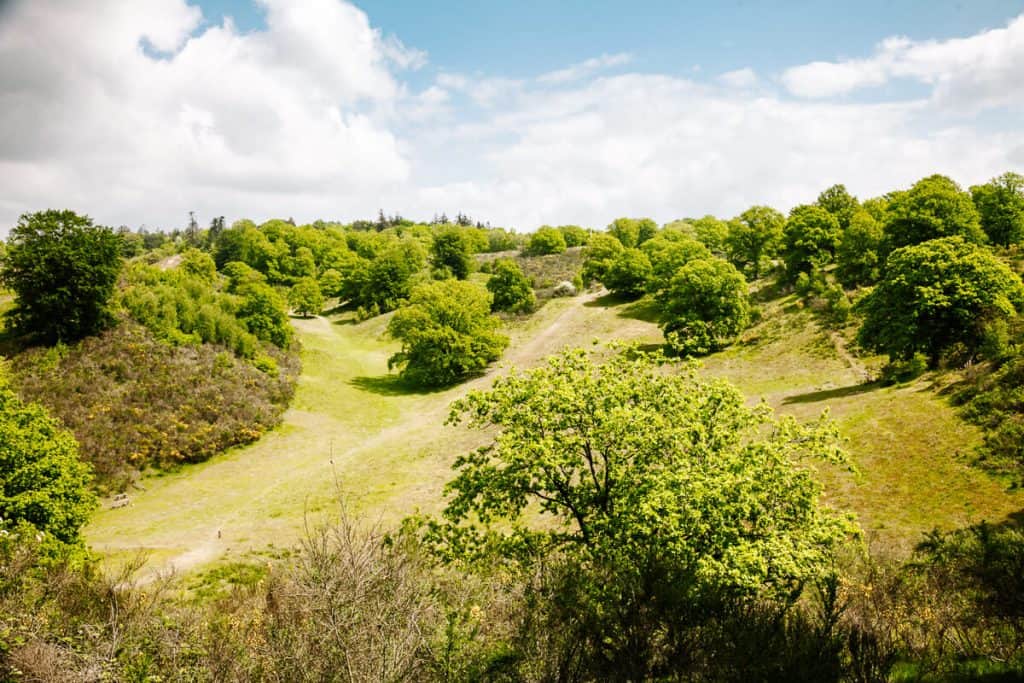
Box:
[782, 381, 883, 405]
[584, 293, 662, 323]
[349, 374, 448, 397]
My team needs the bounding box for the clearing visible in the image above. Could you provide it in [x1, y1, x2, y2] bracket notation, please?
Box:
[86, 289, 1024, 576]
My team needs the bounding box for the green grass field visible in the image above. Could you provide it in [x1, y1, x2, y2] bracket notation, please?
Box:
[86, 288, 1024, 576]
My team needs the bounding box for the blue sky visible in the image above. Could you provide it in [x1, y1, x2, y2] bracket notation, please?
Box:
[0, 0, 1022, 231]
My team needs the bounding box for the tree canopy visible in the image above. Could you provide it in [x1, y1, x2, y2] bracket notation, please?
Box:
[883, 174, 986, 252]
[387, 280, 508, 386]
[288, 277, 324, 318]
[602, 247, 652, 298]
[657, 257, 750, 356]
[971, 172, 1024, 247]
[486, 258, 535, 313]
[523, 226, 567, 256]
[581, 233, 625, 285]
[431, 227, 474, 279]
[858, 236, 1024, 365]
[607, 217, 657, 248]
[781, 204, 841, 282]
[1, 210, 122, 343]
[726, 205, 785, 278]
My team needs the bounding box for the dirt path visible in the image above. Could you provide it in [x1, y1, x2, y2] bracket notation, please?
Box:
[87, 291, 660, 577]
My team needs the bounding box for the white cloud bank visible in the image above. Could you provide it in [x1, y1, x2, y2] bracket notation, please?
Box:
[0, 1, 1021, 234]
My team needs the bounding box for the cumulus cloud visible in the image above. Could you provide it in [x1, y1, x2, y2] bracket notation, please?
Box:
[0, 1, 1020, 234]
[782, 14, 1024, 107]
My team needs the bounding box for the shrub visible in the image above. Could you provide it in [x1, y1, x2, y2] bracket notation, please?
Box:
[486, 259, 536, 313]
[387, 280, 508, 387]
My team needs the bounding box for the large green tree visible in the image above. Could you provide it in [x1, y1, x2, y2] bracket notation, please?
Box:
[1, 210, 122, 343]
[601, 247, 652, 298]
[657, 257, 750, 356]
[607, 217, 657, 248]
[971, 172, 1024, 247]
[434, 348, 853, 677]
[725, 205, 785, 278]
[431, 227, 474, 279]
[523, 226, 567, 256]
[0, 369, 96, 556]
[858, 236, 1024, 365]
[641, 231, 711, 297]
[883, 174, 986, 253]
[816, 184, 860, 231]
[781, 204, 841, 282]
[486, 258, 536, 313]
[836, 209, 884, 287]
[387, 280, 508, 386]
[581, 233, 625, 285]
[288, 277, 325, 318]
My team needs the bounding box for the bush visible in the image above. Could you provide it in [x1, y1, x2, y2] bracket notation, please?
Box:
[523, 226, 567, 256]
[1, 210, 122, 343]
[657, 257, 750, 356]
[387, 280, 508, 387]
[486, 259, 536, 313]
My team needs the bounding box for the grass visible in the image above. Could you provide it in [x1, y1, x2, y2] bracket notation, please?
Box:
[86, 284, 1024, 576]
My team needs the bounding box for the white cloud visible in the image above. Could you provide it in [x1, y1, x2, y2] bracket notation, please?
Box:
[782, 14, 1024, 107]
[718, 67, 758, 88]
[537, 52, 633, 85]
[0, 2, 1019, 235]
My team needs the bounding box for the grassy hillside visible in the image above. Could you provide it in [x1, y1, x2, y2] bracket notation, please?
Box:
[87, 284, 1024, 576]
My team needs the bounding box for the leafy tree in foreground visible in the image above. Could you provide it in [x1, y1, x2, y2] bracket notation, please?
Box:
[485, 258, 535, 314]
[601, 247, 651, 298]
[657, 257, 750, 356]
[1, 210, 122, 343]
[971, 171, 1024, 247]
[883, 174, 985, 253]
[523, 226, 567, 256]
[858, 236, 1024, 365]
[387, 280, 508, 387]
[0, 368, 96, 557]
[432, 348, 853, 678]
[726, 205, 785, 278]
[288, 277, 324, 317]
[430, 227, 473, 279]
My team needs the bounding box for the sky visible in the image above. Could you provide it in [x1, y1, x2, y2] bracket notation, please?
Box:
[0, 0, 1022, 234]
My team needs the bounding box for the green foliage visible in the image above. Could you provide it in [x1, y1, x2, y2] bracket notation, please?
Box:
[857, 236, 1024, 365]
[387, 280, 508, 387]
[180, 248, 217, 282]
[288, 277, 324, 317]
[8, 323, 298, 485]
[956, 357, 1024, 473]
[815, 184, 860, 231]
[601, 247, 651, 298]
[657, 257, 750, 355]
[485, 259, 536, 314]
[0, 371, 95, 555]
[883, 174, 986, 252]
[641, 230, 711, 297]
[221, 260, 267, 293]
[1, 210, 122, 343]
[235, 283, 293, 349]
[726, 205, 785, 278]
[607, 217, 657, 247]
[580, 233, 625, 284]
[342, 239, 427, 314]
[523, 226, 567, 256]
[318, 268, 343, 297]
[836, 209, 884, 287]
[690, 214, 730, 254]
[557, 224, 588, 247]
[485, 228, 519, 252]
[781, 204, 841, 282]
[431, 227, 474, 280]
[971, 172, 1024, 247]
[432, 348, 853, 677]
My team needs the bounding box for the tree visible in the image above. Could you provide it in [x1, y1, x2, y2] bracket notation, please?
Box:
[857, 236, 1024, 365]
[181, 248, 217, 282]
[319, 268, 344, 298]
[0, 370, 96, 555]
[971, 172, 1024, 247]
[524, 226, 567, 256]
[288, 277, 324, 317]
[607, 217, 657, 248]
[387, 280, 508, 386]
[581, 233, 625, 285]
[558, 225, 589, 247]
[1, 210, 122, 343]
[781, 205, 841, 282]
[816, 184, 860, 231]
[836, 210, 884, 287]
[434, 348, 852, 677]
[725, 205, 784, 278]
[657, 257, 749, 356]
[883, 174, 985, 253]
[431, 227, 473, 279]
[690, 215, 730, 254]
[601, 248, 651, 298]
[641, 231, 712, 297]
[237, 282, 293, 348]
[486, 258, 536, 313]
